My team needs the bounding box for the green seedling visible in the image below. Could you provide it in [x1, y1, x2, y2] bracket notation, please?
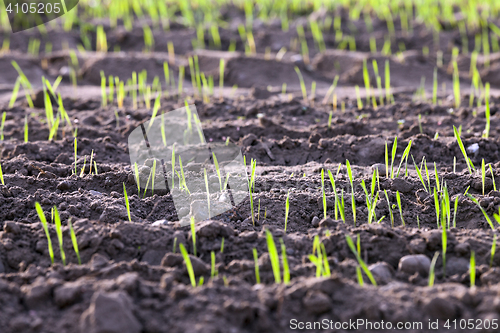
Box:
[482, 159, 486, 195]
[362, 59, 371, 105]
[151, 159, 157, 195]
[100, 73, 107, 108]
[178, 66, 185, 95]
[73, 138, 77, 175]
[441, 209, 447, 276]
[428, 252, 440, 287]
[179, 243, 196, 287]
[433, 187, 440, 228]
[434, 162, 440, 192]
[253, 248, 260, 284]
[171, 144, 175, 189]
[346, 160, 356, 225]
[0, 163, 4, 186]
[257, 199, 261, 221]
[452, 195, 459, 228]
[123, 183, 131, 222]
[355, 85, 362, 110]
[212, 152, 222, 191]
[35, 202, 54, 264]
[24, 115, 28, 143]
[320, 243, 331, 277]
[432, 67, 438, 104]
[470, 250, 476, 288]
[412, 155, 428, 192]
[424, 159, 431, 191]
[309, 236, 331, 277]
[11, 61, 34, 107]
[484, 82, 491, 138]
[219, 59, 225, 99]
[294, 66, 307, 103]
[220, 237, 224, 253]
[280, 239, 290, 284]
[383, 190, 394, 227]
[0, 112, 6, 140]
[467, 194, 495, 230]
[48, 116, 60, 141]
[453, 61, 460, 108]
[203, 168, 210, 219]
[385, 142, 389, 178]
[345, 235, 377, 286]
[338, 189, 346, 223]
[327, 170, 338, 220]
[247, 158, 257, 225]
[285, 190, 290, 232]
[79, 157, 86, 178]
[173, 237, 177, 253]
[190, 216, 197, 257]
[89, 150, 94, 175]
[67, 218, 81, 265]
[396, 191, 405, 226]
[490, 164, 497, 191]
[132, 72, 137, 109]
[143, 25, 154, 52]
[179, 156, 189, 194]
[211, 251, 216, 278]
[53, 207, 66, 266]
[143, 165, 153, 198]
[385, 60, 391, 103]
[454, 126, 473, 175]
[491, 235, 497, 268]
[396, 140, 412, 177]
[309, 236, 323, 277]
[321, 169, 326, 219]
[266, 229, 281, 283]
[390, 137, 397, 178]
[360, 171, 378, 224]
[371, 60, 383, 106]
[322, 75, 339, 105]
[134, 162, 140, 194]
[96, 25, 108, 52]
[9, 77, 20, 108]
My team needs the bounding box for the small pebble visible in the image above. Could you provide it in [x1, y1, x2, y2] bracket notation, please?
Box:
[398, 254, 431, 276]
[152, 220, 169, 227]
[311, 216, 320, 227]
[371, 163, 387, 176]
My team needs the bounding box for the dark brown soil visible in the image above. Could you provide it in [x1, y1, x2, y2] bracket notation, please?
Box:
[1, 6, 500, 333]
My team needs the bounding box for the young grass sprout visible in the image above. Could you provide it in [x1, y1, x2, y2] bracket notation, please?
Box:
[285, 190, 290, 232]
[345, 235, 377, 286]
[123, 183, 131, 222]
[253, 248, 260, 284]
[266, 229, 281, 284]
[35, 202, 54, 264]
[179, 243, 196, 287]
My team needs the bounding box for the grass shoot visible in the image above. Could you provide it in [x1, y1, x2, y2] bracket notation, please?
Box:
[35, 202, 54, 264]
[266, 229, 281, 283]
[345, 235, 377, 286]
[123, 183, 131, 222]
[179, 243, 196, 287]
[67, 218, 81, 265]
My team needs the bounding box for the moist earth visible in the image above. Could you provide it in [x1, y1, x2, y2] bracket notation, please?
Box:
[1, 5, 500, 333]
